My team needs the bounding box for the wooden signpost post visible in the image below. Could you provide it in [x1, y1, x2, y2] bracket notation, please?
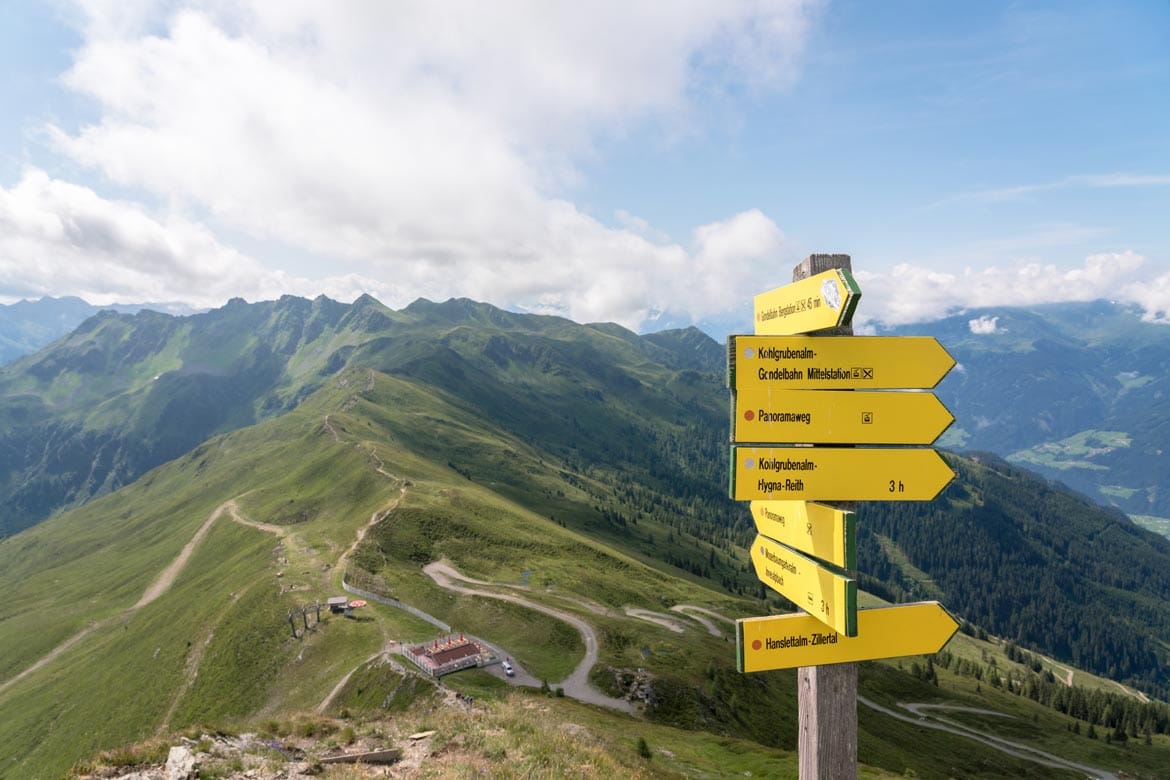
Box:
[730, 254, 959, 780]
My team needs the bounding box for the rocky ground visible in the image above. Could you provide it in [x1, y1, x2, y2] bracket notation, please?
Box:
[74, 725, 437, 780]
[69, 685, 644, 780]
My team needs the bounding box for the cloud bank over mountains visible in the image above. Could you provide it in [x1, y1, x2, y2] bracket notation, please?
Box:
[856, 250, 1169, 327]
[1, 2, 1167, 330]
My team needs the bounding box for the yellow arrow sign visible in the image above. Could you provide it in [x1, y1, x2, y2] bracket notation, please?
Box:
[730, 446, 955, 502]
[753, 268, 862, 335]
[751, 501, 855, 570]
[733, 388, 954, 445]
[736, 601, 960, 672]
[728, 335, 955, 390]
[750, 533, 857, 636]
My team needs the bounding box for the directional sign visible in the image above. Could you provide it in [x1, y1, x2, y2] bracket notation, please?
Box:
[733, 388, 953, 445]
[728, 335, 955, 390]
[750, 533, 857, 636]
[753, 268, 862, 335]
[736, 601, 960, 672]
[751, 500, 856, 570]
[731, 446, 955, 502]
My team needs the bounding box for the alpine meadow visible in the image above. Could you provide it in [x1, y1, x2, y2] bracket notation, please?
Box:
[1, 295, 1170, 779]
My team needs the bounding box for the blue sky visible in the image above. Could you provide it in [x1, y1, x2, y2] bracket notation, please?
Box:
[1, 1, 1168, 333]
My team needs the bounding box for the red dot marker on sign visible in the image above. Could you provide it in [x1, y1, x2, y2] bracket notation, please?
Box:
[752, 639, 762, 651]
[744, 410, 755, 421]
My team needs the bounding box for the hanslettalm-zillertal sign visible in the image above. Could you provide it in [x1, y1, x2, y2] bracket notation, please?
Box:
[737, 601, 960, 672]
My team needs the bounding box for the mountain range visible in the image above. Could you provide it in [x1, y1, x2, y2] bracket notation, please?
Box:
[0, 296, 200, 366]
[2, 293, 1170, 778]
[887, 300, 1170, 522]
[5, 295, 1167, 524]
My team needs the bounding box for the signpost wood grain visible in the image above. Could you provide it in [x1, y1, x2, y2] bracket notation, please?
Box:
[788, 255, 857, 780]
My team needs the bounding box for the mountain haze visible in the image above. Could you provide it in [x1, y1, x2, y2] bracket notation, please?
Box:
[0, 296, 200, 366]
[0, 296, 103, 365]
[892, 301, 1170, 520]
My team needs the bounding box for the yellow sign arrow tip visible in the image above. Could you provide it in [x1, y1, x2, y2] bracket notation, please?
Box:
[737, 601, 960, 672]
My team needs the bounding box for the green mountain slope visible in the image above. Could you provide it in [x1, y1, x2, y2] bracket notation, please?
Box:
[0, 364, 768, 777]
[0, 295, 727, 539]
[5, 366, 1162, 779]
[5, 294, 1170, 692]
[0, 296, 107, 365]
[858, 452, 1170, 700]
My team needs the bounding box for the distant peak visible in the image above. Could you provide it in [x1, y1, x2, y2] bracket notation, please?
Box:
[351, 293, 383, 307]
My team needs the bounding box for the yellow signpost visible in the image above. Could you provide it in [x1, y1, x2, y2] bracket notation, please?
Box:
[736, 601, 960, 672]
[750, 500, 855, 570]
[729, 335, 955, 390]
[732, 387, 953, 444]
[733, 255, 961, 779]
[753, 268, 862, 335]
[750, 533, 857, 637]
[731, 446, 955, 502]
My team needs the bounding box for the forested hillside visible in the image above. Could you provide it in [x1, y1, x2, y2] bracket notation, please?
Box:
[893, 301, 1170, 518]
[858, 453, 1170, 698]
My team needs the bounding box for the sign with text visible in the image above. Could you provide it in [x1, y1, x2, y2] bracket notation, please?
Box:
[731, 446, 955, 502]
[733, 388, 954, 445]
[750, 533, 857, 637]
[753, 268, 862, 335]
[751, 500, 856, 570]
[728, 335, 955, 391]
[737, 601, 960, 672]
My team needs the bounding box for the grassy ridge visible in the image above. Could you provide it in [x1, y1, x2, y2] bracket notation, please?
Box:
[3, 366, 1170, 778]
[0, 372, 404, 776]
[0, 367, 735, 776]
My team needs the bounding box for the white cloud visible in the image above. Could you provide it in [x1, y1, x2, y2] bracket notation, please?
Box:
[942, 173, 1170, 205]
[0, 168, 389, 306]
[968, 315, 999, 334]
[38, 1, 816, 329]
[1121, 271, 1170, 324]
[855, 251, 1166, 326]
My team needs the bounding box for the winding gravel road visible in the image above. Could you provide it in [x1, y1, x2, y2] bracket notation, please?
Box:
[423, 561, 634, 713]
[859, 696, 1117, 780]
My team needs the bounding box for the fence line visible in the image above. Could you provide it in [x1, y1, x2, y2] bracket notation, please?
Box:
[341, 576, 452, 632]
